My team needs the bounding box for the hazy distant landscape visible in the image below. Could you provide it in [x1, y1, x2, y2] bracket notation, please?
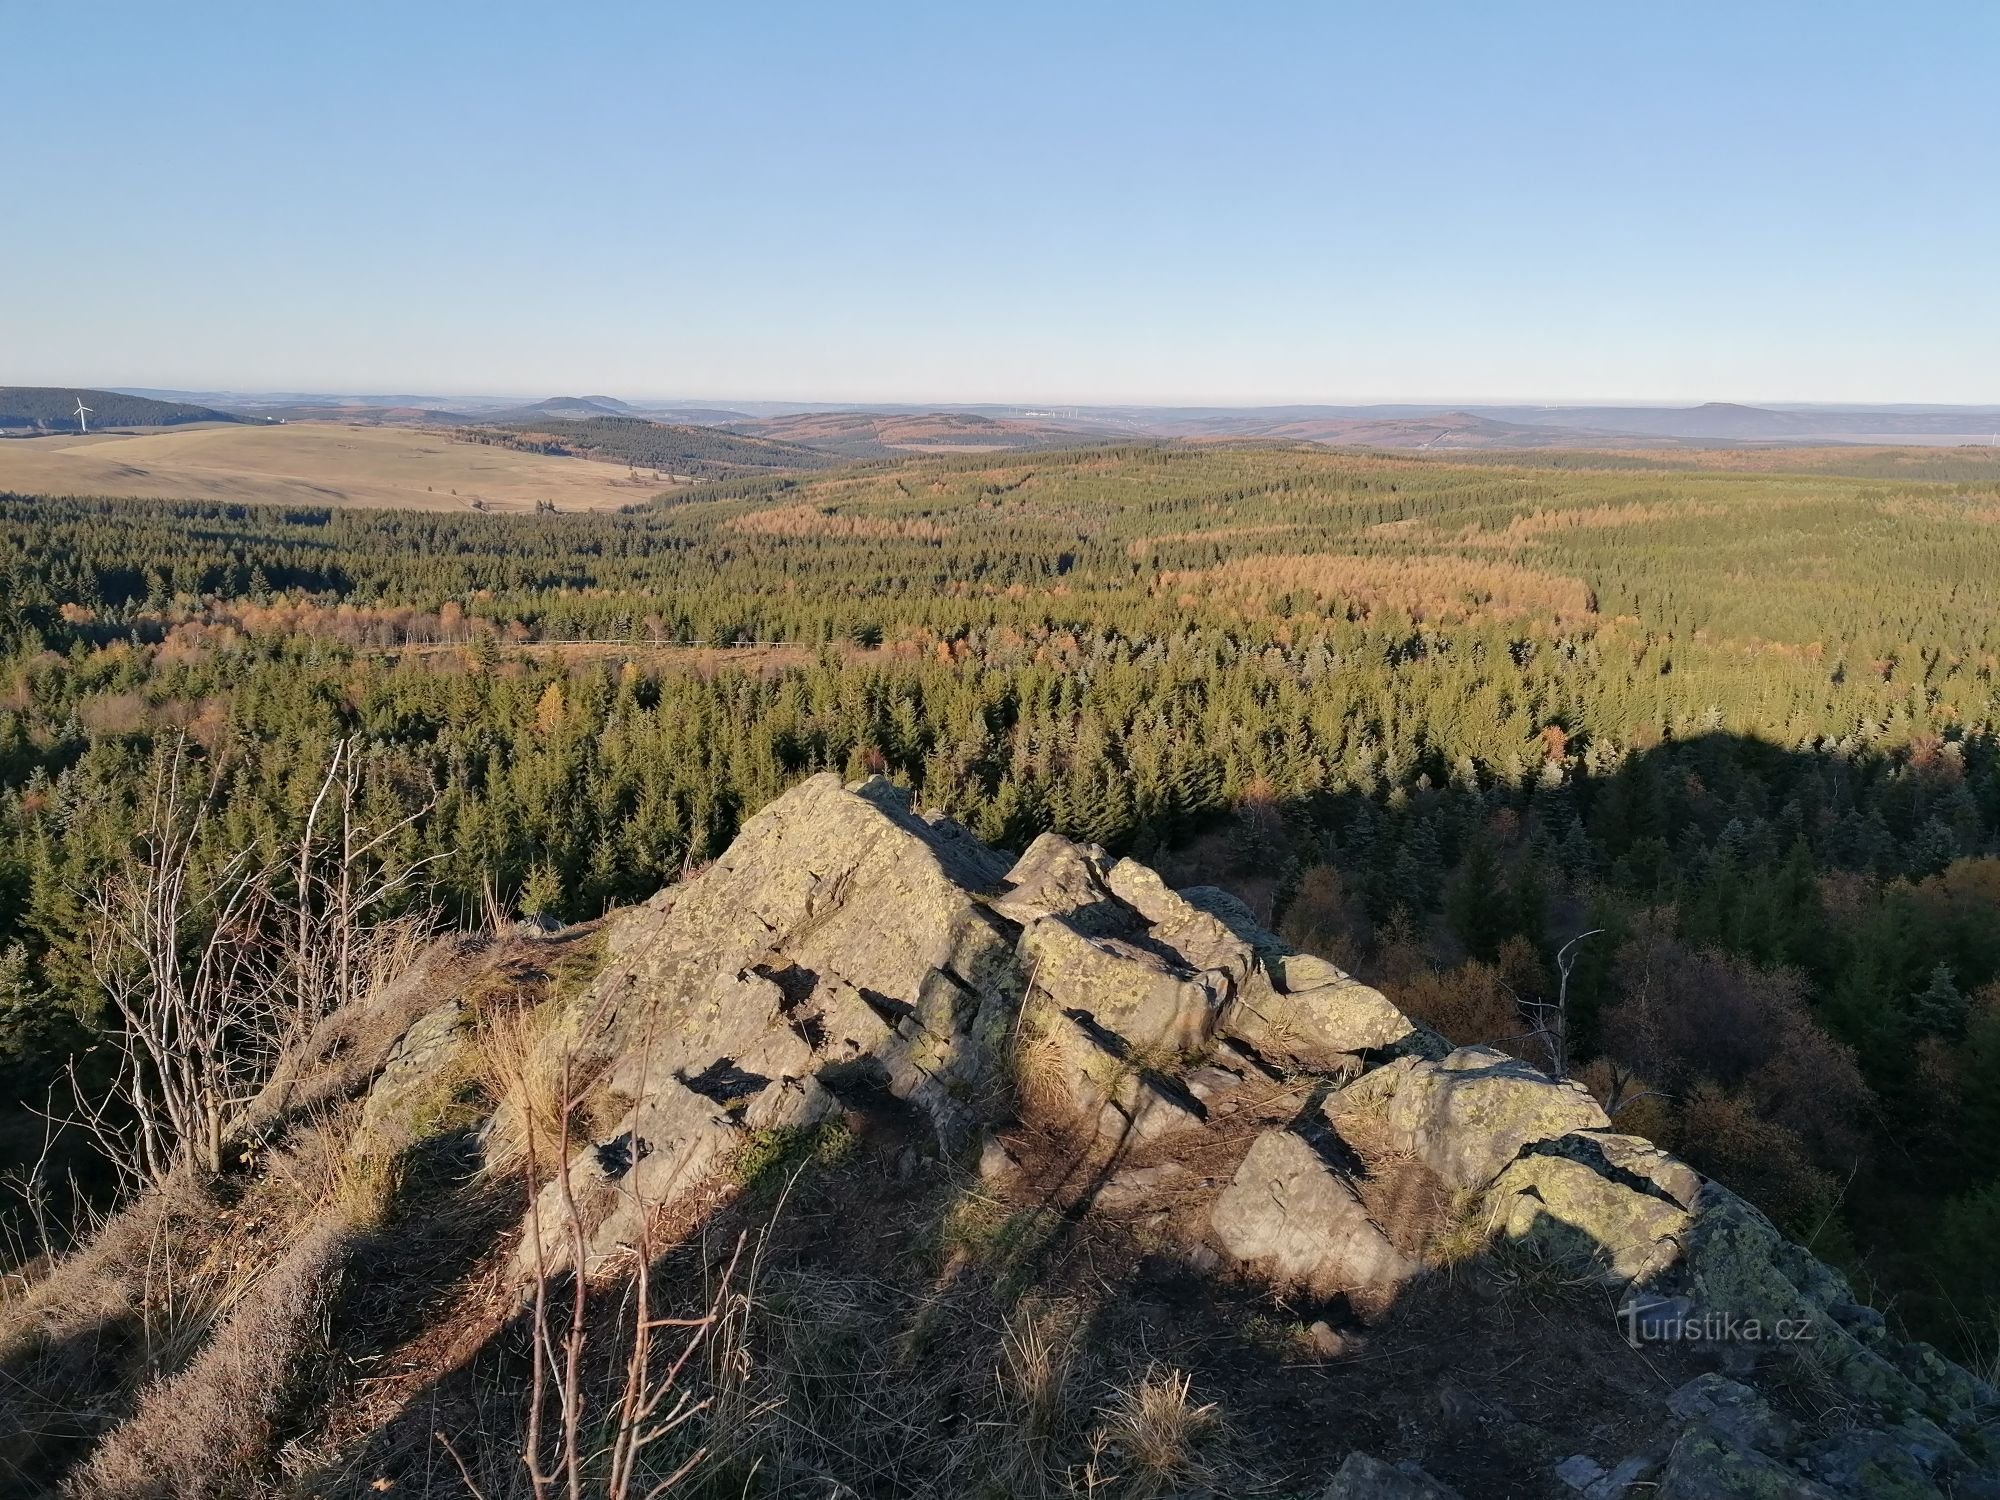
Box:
[66, 386, 2000, 449]
[10, 385, 1999, 520]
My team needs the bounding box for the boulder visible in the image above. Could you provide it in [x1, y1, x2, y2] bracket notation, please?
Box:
[1177, 885, 1420, 1065]
[1803, 1428, 1949, 1499]
[977, 1134, 1022, 1186]
[1185, 1062, 1247, 1104]
[509, 773, 1026, 1276]
[1665, 1374, 1795, 1456]
[1104, 860, 1258, 982]
[1554, 1453, 1659, 1497]
[991, 832, 1125, 934]
[350, 1000, 470, 1160]
[1658, 1423, 1837, 1499]
[1678, 1183, 1941, 1419]
[1223, 957, 1422, 1069]
[1331, 1047, 1610, 1192]
[1096, 1072, 1208, 1146]
[1018, 915, 1222, 1058]
[1321, 1452, 1464, 1498]
[1487, 1131, 1697, 1283]
[1209, 1129, 1420, 1295]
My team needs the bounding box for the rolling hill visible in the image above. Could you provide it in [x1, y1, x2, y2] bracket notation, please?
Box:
[516, 395, 640, 418]
[459, 415, 841, 476]
[0, 422, 664, 512]
[0, 386, 245, 433]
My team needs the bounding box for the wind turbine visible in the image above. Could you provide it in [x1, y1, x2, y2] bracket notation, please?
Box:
[73, 398, 92, 434]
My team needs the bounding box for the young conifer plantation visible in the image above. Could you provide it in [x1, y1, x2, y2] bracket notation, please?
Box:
[3, 442, 1999, 1359]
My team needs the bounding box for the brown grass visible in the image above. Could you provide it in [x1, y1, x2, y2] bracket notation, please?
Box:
[72, 1216, 351, 1499]
[998, 1299, 1080, 1495]
[0, 423, 659, 512]
[1093, 1366, 1220, 1498]
[471, 999, 572, 1168]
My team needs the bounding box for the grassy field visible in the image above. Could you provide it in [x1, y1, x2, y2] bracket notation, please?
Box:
[0, 421, 665, 512]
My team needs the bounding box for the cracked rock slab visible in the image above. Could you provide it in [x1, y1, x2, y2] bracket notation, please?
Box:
[1488, 1131, 1696, 1284]
[1331, 1046, 1610, 1193]
[1210, 1128, 1420, 1296]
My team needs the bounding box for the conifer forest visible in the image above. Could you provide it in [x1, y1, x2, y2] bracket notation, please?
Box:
[4, 442, 1999, 1356]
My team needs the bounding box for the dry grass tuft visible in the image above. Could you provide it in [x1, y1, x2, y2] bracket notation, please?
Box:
[255, 1110, 404, 1232]
[1414, 1184, 1494, 1273]
[997, 1300, 1078, 1494]
[1093, 1365, 1219, 1499]
[473, 999, 571, 1166]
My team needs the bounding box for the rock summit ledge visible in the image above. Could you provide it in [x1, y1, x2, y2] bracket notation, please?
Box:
[412, 774, 2000, 1495]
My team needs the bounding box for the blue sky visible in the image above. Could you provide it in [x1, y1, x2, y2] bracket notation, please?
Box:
[5, 2, 1996, 404]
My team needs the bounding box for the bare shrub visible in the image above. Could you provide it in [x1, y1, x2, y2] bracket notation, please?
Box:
[76, 737, 438, 1192]
[283, 736, 439, 1037]
[83, 742, 276, 1186]
[1276, 864, 1368, 970]
[1574, 1057, 1677, 1148]
[1602, 927, 1871, 1177]
[1676, 1082, 1836, 1230]
[1378, 955, 1522, 1056]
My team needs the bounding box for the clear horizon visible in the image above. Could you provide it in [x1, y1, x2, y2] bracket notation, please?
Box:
[8, 2, 1997, 405]
[100, 388, 2000, 413]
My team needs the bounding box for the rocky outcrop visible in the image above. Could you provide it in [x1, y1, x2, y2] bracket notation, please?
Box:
[1485, 1131, 1698, 1284]
[21, 774, 2000, 1500]
[349, 999, 469, 1160]
[508, 773, 1023, 1274]
[1185, 884, 1426, 1066]
[395, 774, 1996, 1492]
[1656, 1422, 1837, 1499]
[1674, 1183, 1997, 1433]
[1331, 1046, 1612, 1192]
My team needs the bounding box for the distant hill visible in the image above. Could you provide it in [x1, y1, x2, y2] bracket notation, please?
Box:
[726, 409, 1092, 458]
[0, 386, 244, 433]
[1234, 411, 1681, 451]
[633, 405, 756, 425]
[458, 416, 839, 477]
[1477, 402, 2000, 442]
[520, 395, 637, 418]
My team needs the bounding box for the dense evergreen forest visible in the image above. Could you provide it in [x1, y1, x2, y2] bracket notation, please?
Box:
[3, 442, 1999, 1356]
[0, 387, 243, 432]
[451, 415, 838, 477]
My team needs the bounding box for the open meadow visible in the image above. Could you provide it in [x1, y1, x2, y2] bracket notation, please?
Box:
[0, 420, 665, 512]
